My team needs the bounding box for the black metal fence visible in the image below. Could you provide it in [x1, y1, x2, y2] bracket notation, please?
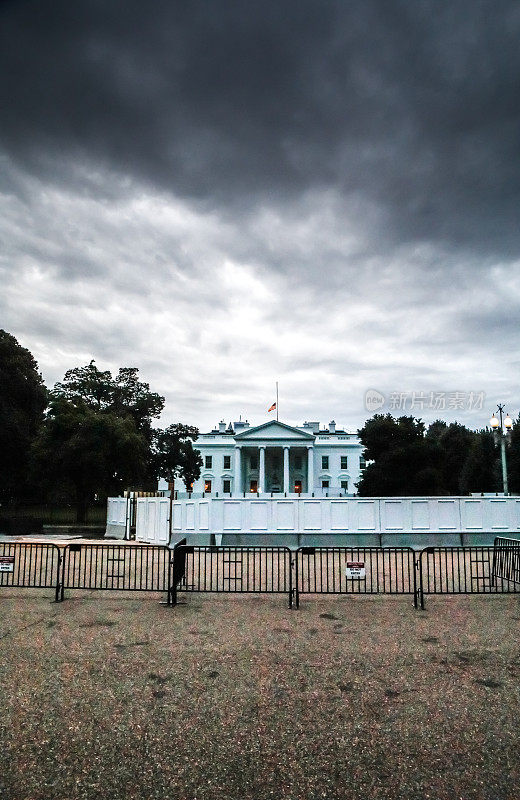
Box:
[492, 537, 520, 587]
[416, 543, 520, 608]
[1, 538, 520, 609]
[295, 546, 417, 608]
[170, 545, 294, 607]
[0, 542, 171, 603]
[60, 543, 170, 601]
[0, 541, 63, 602]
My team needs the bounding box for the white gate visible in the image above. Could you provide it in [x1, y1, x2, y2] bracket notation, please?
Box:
[136, 497, 171, 545]
[105, 497, 130, 540]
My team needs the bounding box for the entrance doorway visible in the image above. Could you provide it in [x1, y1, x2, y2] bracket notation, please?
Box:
[250, 480, 258, 493]
[294, 480, 302, 494]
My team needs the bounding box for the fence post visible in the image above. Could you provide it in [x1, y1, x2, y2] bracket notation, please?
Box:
[287, 548, 293, 609]
[167, 547, 176, 606]
[491, 537, 498, 587]
[60, 545, 68, 602]
[416, 550, 425, 610]
[167, 541, 186, 606]
[411, 547, 418, 609]
[294, 549, 300, 609]
[54, 546, 63, 603]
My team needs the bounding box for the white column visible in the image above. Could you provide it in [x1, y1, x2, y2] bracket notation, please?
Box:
[234, 446, 242, 495]
[259, 446, 266, 493]
[307, 446, 314, 494]
[283, 446, 290, 494]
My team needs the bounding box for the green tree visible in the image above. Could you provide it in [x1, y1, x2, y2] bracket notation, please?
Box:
[459, 430, 499, 494]
[0, 330, 47, 502]
[31, 396, 149, 521]
[427, 421, 476, 494]
[425, 419, 448, 444]
[152, 424, 202, 492]
[54, 361, 164, 437]
[357, 414, 445, 496]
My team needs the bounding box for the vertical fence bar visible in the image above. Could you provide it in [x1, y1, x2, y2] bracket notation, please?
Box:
[287, 547, 293, 609]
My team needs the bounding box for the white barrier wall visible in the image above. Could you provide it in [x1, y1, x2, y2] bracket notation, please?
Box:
[131, 495, 520, 544]
[105, 497, 129, 539]
[135, 497, 171, 545]
[128, 495, 520, 543]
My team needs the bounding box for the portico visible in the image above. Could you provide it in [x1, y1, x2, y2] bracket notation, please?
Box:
[233, 443, 314, 493]
[233, 421, 315, 494]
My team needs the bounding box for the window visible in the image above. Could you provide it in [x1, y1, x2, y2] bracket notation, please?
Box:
[322, 456, 329, 470]
[205, 455, 212, 469]
[223, 479, 231, 493]
[294, 455, 302, 470]
[250, 456, 258, 470]
[341, 456, 348, 470]
[322, 480, 329, 488]
[360, 456, 366, 469]
[223, 455, 231, 470]
[341, 480, 348, 491]
[204, 479, 212, 493]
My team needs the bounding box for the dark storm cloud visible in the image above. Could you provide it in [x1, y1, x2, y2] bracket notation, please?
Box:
[2, 0, 520, 259]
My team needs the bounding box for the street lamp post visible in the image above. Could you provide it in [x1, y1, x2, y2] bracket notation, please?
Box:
[490, 404, 513, 495]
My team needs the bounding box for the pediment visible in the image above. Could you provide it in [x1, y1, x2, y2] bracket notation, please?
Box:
[235, 420, 314, 441]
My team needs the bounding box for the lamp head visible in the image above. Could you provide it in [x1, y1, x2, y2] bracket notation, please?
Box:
[504, 414, 513, 430]
[490, 414, 500, 429]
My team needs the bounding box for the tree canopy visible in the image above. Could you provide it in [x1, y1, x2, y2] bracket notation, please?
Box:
[357, 415, 445, 496]
[356, 414, 502, 496]
[152, 424, 202, 490]
[0, 337, 199, 515]
[31, 396, 150, 520]
[0, 330, 47, 502]
[53, 361, 164, 437]
[426, 421, 476, 495]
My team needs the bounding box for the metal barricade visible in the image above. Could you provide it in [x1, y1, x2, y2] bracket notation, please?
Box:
[417, 545, 520, 609]
[0, 541, 62, 602]
[169, 545, 294, 607]
[4, 539, 520, 612]
[492, 537, 520, 587]
[60, 543, 170, 600]
[295, 546, 418, 608]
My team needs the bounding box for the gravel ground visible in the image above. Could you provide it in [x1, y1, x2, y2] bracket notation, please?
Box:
[0, 589, 519, 800]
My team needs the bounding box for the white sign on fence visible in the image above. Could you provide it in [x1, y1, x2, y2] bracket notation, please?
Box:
[345, 561, 365, 579]
[0, 556, 15, 573]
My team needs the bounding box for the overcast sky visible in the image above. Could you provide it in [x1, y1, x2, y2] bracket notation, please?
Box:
[1, 0, 519, 433]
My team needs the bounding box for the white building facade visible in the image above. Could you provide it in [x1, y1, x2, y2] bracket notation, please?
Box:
[176, 419, 365, 496]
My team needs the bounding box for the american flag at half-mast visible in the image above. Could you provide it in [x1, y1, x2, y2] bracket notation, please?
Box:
[267, 402, 276, 412]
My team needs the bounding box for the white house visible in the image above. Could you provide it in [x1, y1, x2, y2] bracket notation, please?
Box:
[175, 418, 365, 496]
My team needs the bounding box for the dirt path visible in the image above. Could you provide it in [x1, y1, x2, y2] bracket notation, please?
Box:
[0, 591, 519, 799]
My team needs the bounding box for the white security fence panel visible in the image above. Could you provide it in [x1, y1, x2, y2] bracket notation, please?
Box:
[136, 497, 171, 544]
[169, 495, 520, 534]
[460, 497, 519, 531]
[105, 497, 129, 539]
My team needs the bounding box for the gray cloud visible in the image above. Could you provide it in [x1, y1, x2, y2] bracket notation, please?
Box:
[2, 1, 520, 255]
[1, 0, 519, 432]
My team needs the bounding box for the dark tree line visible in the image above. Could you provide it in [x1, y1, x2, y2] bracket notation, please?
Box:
[0, 330, 202, 519]
[357, 414, 520, 496]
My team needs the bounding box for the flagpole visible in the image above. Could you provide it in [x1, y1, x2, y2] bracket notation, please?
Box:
[276, 381, 279, 421]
